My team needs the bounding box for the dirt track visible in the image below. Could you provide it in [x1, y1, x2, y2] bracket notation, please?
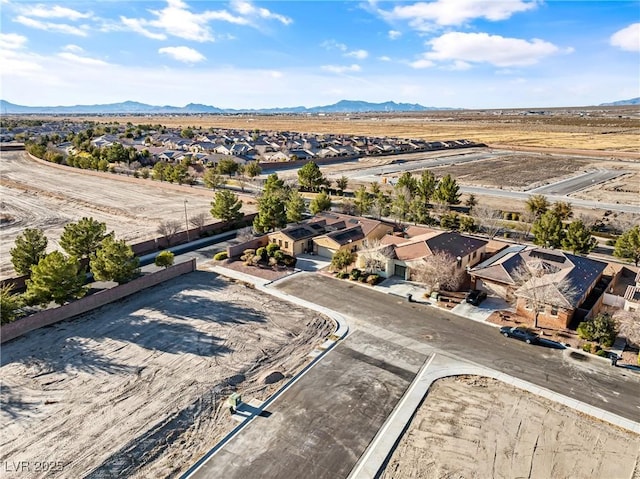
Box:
[381, 376, 640, 479]
[0, 151, 256, 280]
[0, 271, 332, 478]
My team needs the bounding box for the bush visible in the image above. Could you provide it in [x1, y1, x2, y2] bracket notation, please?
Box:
[213, 251, 228, 261]
[605, 239, 616, 246]
[581, 343, 592, 353]
[282, 254, 297, 267]
[266, 243, 280, 257]
[256, 247, 267, 261]
[273, 250, 284, 262]
[336, 271, 349, 279]
[595, 349, 607, 357]
[350, 268, 361, 280]
[358, 275, 367, 282]
[366, 274, 381, 285]
[577, 313, 617, 347]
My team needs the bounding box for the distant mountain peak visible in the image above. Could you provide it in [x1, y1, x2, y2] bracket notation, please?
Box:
[599, 97, 640, 106]
[0, 99, 448, 114]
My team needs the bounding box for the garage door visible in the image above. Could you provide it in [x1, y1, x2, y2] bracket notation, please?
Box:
[316, 246, 334, 259]
[394, 264, 407, 279]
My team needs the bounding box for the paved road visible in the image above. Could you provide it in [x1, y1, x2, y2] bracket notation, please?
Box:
[275, 275, 640, 421]
[529, 169, 628, 195]
[186, 273, 640, 479]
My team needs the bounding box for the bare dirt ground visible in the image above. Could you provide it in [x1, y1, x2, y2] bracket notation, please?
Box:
[0, 270, 332, 478]
[380, 376, 640, 479]
[0, 151, 256, 280]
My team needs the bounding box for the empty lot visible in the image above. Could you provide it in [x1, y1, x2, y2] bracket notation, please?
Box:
[0, 151, 256, 280]
[381, 376, 640, 479]
[0, 271, 332, 478]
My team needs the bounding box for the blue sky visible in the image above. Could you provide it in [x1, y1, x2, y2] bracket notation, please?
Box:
[1, 0, 638, 108]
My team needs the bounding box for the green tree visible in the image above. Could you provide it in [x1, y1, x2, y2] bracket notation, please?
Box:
[562, 220, 596, 255]
[409, 197, 430, 225]
[335, 176, 349, 195]
[577, 313, 617, 347]
[552, 201, 573, 221]
[169, 163, 190, 184]
[525, 194, 549, 218]
[152, 161, 169, 181]
[391, 185, 413, 222]
[90, 235, 139, 284]
[371, 191, 390, 219]
[210, 190, 243, 223]
[286, 190, 306, 223]
[331, 249, 355, 272]
[180, 128, 194, 139]
[253, 174, 288, 233]
[154, 250, 175, 269]
[203, 168, 224, 189]
[416, 170, 437, 203]
[614, 225, 640, 266]
[396, 172, 417, 195]
[532, 210, 564, 248]
[245, 161, 262, 179]
[59, 217, 108, 259]
[433, 174, 460, 206]
[459, 216, 477, 233]
[1, 284, 23, 324]
[217, 158, 239, 177]
[104, 143, 129, 164]
[353, 186, 372, 216]
[465, 193, 478, 211]
[10, 228, 48, 276]
[298, 161, 328, 192]
[309, 191, 332, 215]
[25, 251, 87, 305]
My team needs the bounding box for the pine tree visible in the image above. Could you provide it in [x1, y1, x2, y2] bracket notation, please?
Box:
[59, 217, 108, 259]
[10, 228, 48, 276]
[26, 251, 87, 305]
[286, 190, 306, 223]
[562, 220, 596, 254]
[532, 211, 564, 248]
[210, 190, 243, 223]
[90, 235, 139, 284]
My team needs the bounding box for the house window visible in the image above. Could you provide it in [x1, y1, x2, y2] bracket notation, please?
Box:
[550, 306, 558, 316]
[472, 251, 477, 259]
[278, 240, 282, 246]
[457, 257, 462, 268]
[285, 241, 289, 249]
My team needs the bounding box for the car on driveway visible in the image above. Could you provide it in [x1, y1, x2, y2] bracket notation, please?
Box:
[466, 289, 487, 306]
[500, 326, 539, 344]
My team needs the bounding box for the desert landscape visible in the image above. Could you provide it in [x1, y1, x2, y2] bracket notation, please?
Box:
[380, 376, 640, 479]
[0, 272, 332, 478]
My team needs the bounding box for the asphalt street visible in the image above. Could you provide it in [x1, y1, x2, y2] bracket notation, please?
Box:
[275, 274, 640, 422]
[529, 169, 628, 195]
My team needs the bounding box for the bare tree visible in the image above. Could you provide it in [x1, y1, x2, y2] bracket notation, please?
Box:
[236, 226, 255, 243]
[513, 210, 536, 242]
[473, 206, 503, 239]
[512, 264, 579, 329]
[157, 220, 181, 246]
[410, 251, 465, 292]
[613, 309, 640, 348]
[358, 239, 394, 274]
[189, 212, 209, 232]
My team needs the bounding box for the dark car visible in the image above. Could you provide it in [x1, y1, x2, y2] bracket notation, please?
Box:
[466, 289, 487, 306]
[500, 326, 540, 344]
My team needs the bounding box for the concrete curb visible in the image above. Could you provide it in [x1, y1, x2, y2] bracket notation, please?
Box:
[349, 353, 640, 479]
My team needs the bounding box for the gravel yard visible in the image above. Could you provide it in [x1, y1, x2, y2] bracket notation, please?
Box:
[0, 271, 332, 478]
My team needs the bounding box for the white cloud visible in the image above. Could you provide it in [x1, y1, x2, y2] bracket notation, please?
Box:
[0, 32, 28, 50]
[409, 57, 435, 69]
[321, 39, 348, 51]
[62, 44, 84, 53]
[377, 0, 538, 30]
[122, 0, 291, 42]
[388, 30, 401, 40]
[425, 32, 563, 67]
[19, 4, 92, 20]
[610, 23, 640, 52]
[379, 55, 392, 61]
[230, 0, 292, 25]
[269, 70, 283, 78]
[14, 15, 88, 36]
[58, 51, 109, 66]
[321, 64, 362, 74]
[159, 46, 206, 63]
[345, 49, 368, 59]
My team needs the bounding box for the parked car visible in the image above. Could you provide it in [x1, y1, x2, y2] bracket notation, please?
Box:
[466, 289, 487, 306]
[500, 326, 540, 344]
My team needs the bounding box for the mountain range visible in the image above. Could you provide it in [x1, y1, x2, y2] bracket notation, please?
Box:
[0, 99, 443, 115]
[598, 97, 640, 106]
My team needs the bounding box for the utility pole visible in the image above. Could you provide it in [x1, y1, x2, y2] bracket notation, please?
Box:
[184, 199, 190, 242]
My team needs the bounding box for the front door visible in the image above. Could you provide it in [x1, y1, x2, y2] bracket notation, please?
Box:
[394, 264, 407, 279]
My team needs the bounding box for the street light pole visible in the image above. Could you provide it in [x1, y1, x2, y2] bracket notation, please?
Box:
[184, 199, 190, 242]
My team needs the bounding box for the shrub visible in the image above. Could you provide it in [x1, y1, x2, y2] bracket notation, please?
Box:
[256, 247, 267, 261]
[336, 271, 349, 279]
[577, 313, 617, 347]
[605, 239, 616, 246]
[282, 254, 297, 267]
[213, 251, 228, 261]
[366, 274, 380, 285]
[273, 250, 284, 262]
[358, 275, 367, 283]
[595, 349, 607, 357]
[266, 243, 280, 257]
[350, 268, 361, 280]
[581, 343, 592, 353]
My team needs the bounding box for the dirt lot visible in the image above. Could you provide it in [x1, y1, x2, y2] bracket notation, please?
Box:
[0, 151, 256, 280]
[380, 376, 640, 479]
[0, 270, 332, 478]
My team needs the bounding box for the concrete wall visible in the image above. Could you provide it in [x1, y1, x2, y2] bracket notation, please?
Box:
[226, 235, 269, 258]
[1, 259, 196, 344]
[603, 293, 625, 308]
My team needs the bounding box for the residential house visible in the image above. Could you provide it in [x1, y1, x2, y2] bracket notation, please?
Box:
[623, 270, 640, 312]
[471, 248, 609, 328]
